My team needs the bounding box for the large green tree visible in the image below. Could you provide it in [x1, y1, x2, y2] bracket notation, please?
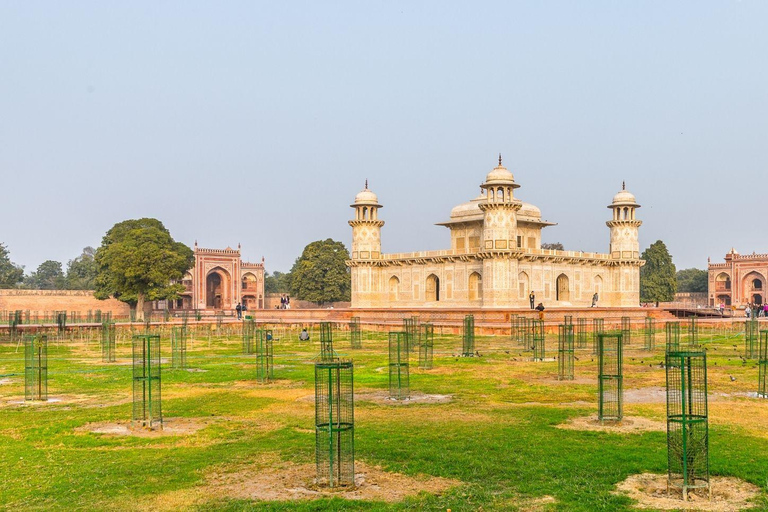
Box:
[265, 270, 292, 294]
[94, 218, 194, 320]
[66, 247, 98, 290]
[290, 239, 351, 305]
[676, 268, 708, 293]
[0, 243, 24, 289]
[26, 260, 66, 289]
[640, 240, 677, 304]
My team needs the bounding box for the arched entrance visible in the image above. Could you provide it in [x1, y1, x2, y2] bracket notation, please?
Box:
[206, 268, 231, 309]
[426, 274, 440, 302]
[742, 272, 765, 306]
[556, 274, 570, 302]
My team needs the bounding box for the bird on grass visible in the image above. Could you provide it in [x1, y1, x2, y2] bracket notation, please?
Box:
[504, 350, 510, 354]
[730, 375, 737, 382]
[475, 350, 482, 357]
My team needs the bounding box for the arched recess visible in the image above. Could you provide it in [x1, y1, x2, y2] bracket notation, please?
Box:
[556, 273, 570, 301]
[241, 272, 258, 292]
[594, 275, 603, 296]
[518, 271, 530, 299]
[388, 276, 400, 302]
[469, 272, 482, 301]
[715, 272, 731, 291]
[743, 271, 766, 305]
[206, 267, 231, 309]
[426, 274, 440, 302]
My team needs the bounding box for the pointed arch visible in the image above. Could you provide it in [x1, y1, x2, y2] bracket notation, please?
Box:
[426, 274, 440, 302]
[556, 273, 570, 302]
[518, 271, 530, 299]
[469, 272, 482, 301]
[388, 275, 400, 302]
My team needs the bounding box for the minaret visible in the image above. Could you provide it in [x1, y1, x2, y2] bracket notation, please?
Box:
[349, 180, 384, 260]
[606, 182, 643, 306]
[478, 155, 522, 306]
[348, 181, 384, 308]
[606, 181, 642, 259]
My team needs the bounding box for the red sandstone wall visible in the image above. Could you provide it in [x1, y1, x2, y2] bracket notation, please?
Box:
[0, 290, 131, 316]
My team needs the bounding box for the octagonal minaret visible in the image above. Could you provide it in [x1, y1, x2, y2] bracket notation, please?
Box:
[607, 182, 642, 260]
[478, 155, 523, 306]
[349, 180, 384, 261]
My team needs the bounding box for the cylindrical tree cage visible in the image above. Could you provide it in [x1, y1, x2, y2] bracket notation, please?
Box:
[9, 310, 20, 341]
[242, 318, 255, 354]
[419, 323, 434, 370]
[563, 315, 573, 326]
[462, 315, 475, 357]
[644, 317, 656, 351]
[389, 332, 410, 400]
[320, 322, 336, 361]
[666, 349, 709, 500]
[523, 317, 533, 349]
[349, 317, 362, 349]
[745, 318, 758, 359]
[576, 318, 588, 349]
[558, 324, 574, 380]
[592, 318, 604, 355]
[532, 319, 545, 361]
[256, 328, 274, 383]
[598, 333, 623, 423]
[101, 322, 116, 363]
[510, 314, 520, 345]
[621, 316, 631, 346]
[758, 330, 767, 399]
[132, 334, 162, 429]
[666, 322, 681, 353]
[24, 335, 48, 401]
[688, 316, 699, 347]
[315, 360, 354, 488]
[172, 326, 187, 369]
[56, 311, 67, 333]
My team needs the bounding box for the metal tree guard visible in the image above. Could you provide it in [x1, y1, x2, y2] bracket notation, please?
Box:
[389, 332, 410, 400]
[522, 317, 533, 349]
[644, 317, 656, 351]
[666, 322, 681, 353]
[256, 327, 274, 383]
[349, 317, 362, 349]
[56, 311, 66, 333]
[532, 319, 545, 361]
[172, 325, 187, 369]
[510, 314, 520, 345]
[558, 324, 574, 380]
[688, 316, 699, 348]
[24, 335, 48, 401]
[419, 323, 434, 370]
[314, 360, 354, 488]
[758, 330, 767, 399]
[102, 322, 116, 363]
[576, 318, 588, 349]
[598, 333, 623, 423]
[621, 316, 631, 346]
[132, 334, 162, 429]
[320, 322, 337, 361]
[462, 315, 475, 357]
[745, 318, 758, 359]
[592, 318, 604, 355]
[243, 318, 255, 354]
[666, 349, 709, 500]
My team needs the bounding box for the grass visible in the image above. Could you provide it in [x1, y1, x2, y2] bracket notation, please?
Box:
[0, 322, 766, 511]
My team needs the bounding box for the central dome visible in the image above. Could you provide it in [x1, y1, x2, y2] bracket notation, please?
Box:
[482, 155, 520, 188]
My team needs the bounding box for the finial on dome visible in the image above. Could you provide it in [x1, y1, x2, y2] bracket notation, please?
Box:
[365, 179, 368, 189]
[622, 181, 626, 190]
[498, 153, 502, 166]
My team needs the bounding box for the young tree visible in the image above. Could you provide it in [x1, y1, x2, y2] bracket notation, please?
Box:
[66, 247, 98, 290]
[27, 260, 66, 290]
[290, 239, 351, 305]
[0, 243, 24, 289]
[676, 268, 708, 293]
[640, 240, 677, 304]
[94, 218, 194, 320]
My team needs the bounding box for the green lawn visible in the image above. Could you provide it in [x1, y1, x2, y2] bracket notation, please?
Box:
[0, 323, 766, 511]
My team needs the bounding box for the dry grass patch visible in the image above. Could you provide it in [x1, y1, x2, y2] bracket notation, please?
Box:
[76, 417, 215, 437]
[615, 473, 761, 511]
[557, 415, 665, 433]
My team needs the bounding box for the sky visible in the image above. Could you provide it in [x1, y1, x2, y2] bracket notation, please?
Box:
[1, 1, 766, 275]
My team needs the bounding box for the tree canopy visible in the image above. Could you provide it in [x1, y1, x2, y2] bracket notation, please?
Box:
[640, 240, 677, 303]
[25, 260, 66, 290]
[94, 218, 194, 319]
[0, 243, 24, 289]
[66, 247, 98, 290]
[676, 268, 708, 293]
[265, 270, 291, 294]
[289, 239, 351, 304]
[541, 242, 564, 251]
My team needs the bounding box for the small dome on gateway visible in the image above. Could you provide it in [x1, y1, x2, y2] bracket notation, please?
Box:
[610, 182, 640, 207]
[352, 180, 381, 206]
[484, 154, 518, 186]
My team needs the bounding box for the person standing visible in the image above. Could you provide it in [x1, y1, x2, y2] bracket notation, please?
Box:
[235, 302, 242, 320]
[592, 292, 599, 307]
[529, 291, 535, 310]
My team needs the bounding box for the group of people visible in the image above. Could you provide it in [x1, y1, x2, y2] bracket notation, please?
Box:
[276, 295, 291, 310]
[745, 302, 768, 318]
[526, 291, 599, 320]
[234, 302, 247, 319]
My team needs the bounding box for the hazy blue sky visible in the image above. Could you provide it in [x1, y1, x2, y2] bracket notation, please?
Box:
[1, 1, 766, 275]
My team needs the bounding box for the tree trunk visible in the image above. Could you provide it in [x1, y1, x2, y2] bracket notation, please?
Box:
[136, 293, 145, 322]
